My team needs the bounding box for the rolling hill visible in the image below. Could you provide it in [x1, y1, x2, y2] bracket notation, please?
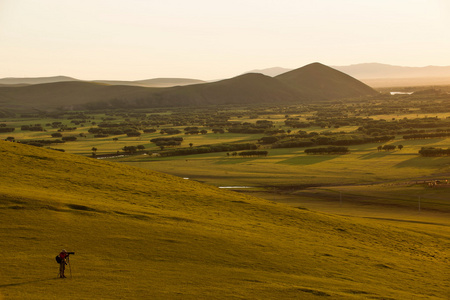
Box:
[84, 66, 378, 109]
[146, 73, 301, 106]
[79, 73, 302, 109]
[0, 63, 379, 111]
[84, 73, 302, 109]
[0, 81, 156, 111]
[0, 141, 448, 299]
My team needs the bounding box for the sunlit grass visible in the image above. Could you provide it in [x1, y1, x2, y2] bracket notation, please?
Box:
[1, 141, 449, 299]
[123, 139, 450, 187]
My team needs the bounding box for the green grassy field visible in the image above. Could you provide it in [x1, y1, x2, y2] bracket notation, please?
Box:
[123, 140, 449, 184]
[118, 135, 450, 235]
[121, 138, 449, 188]
[1, 141, 449, 299]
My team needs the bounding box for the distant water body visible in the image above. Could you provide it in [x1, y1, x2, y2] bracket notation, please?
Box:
[390, 91, 413, 95]
[182, 178, 251, 189]
[218, 186, 252, 189]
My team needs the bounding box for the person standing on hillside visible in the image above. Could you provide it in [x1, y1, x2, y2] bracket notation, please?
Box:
[58, 249, 69, 278]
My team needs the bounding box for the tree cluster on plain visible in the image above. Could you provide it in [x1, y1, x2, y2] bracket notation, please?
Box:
[419, 147, 450, 157]
[304, 146, 349, 155]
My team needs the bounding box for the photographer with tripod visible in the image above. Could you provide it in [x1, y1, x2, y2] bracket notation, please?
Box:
[56, 249, 74, 278]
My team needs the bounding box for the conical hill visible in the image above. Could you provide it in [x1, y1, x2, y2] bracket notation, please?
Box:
[276, 62, 379, 100]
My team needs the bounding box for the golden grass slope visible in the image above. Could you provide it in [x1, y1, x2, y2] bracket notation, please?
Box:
[0, 141, 448, 299]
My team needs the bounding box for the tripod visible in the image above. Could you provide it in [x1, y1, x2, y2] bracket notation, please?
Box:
[67, 256, 72, 278]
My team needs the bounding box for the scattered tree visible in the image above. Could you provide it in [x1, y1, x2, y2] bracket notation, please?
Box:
[382, 145, 396, 151]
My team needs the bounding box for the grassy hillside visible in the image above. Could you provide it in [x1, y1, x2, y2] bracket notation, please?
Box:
[276, 63, 379, 100]
[0, 141, 448, 299]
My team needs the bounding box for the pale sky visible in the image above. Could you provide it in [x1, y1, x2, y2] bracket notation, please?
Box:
[1, 0, 449, 80]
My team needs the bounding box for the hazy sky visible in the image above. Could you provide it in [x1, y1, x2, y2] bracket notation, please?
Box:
[1, 0, 449, 80]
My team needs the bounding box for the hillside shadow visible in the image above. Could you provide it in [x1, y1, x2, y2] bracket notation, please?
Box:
[358, 152, 391, 160]
[409, 138, 446, 146]
[394, 156, 449, 169]
[0, 277, 57, 288]
[277, 155, 336, 165]
[215, 158, 260, 164]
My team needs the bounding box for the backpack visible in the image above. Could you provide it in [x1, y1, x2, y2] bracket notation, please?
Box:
[55, 255, 62, 264]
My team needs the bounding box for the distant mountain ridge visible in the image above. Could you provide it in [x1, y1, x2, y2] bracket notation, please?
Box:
[0, 63, 378, 111]
[248, 63, 450, 87]
[333, 63, 450, 79]
[4, 63, 450, 86]
[248, 63, 450, 79]
[93, 78, 206, 88]
[0, 76, 79, 85]
[0, 76, 205, 88]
